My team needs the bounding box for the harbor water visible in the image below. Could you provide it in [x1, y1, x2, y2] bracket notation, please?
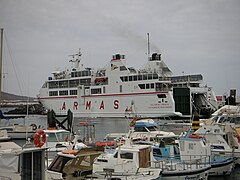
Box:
[1, 114, 240, 179]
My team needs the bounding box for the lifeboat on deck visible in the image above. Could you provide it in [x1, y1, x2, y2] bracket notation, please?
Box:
[95, 77, 107, 83]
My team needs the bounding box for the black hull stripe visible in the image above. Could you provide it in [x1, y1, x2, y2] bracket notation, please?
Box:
[162, 166, 211, 177]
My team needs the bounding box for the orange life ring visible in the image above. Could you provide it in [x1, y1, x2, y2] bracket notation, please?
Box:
[34, 130, 46, 147]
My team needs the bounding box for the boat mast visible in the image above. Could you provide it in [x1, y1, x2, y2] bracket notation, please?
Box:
[0, 28, 3, 105]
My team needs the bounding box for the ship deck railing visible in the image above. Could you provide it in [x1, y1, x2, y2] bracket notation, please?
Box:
[151, 155, 210, 171]
[171, 74, 203, 83]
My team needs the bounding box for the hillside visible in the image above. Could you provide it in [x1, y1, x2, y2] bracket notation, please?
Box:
[1, 91, 36, 102]
[0, 92, 44, 114]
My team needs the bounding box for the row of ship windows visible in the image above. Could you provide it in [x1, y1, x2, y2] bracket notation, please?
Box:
[49, 90, 167, 99]
[49, 89, 103, 96]
[48, 79, 91, 89]
[139, 83, 170, 90]
[71, 70, 91, 78]
[47, 75, 161, 90]
[49, 90, 77, 96]
[49, 88, 105, 96]
[49, 91, 167, 99]
[120, 73, 159, 82]
[48, 83, 169, 96]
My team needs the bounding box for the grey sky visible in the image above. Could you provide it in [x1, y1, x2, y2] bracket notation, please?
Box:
[0, 0, 239, 97]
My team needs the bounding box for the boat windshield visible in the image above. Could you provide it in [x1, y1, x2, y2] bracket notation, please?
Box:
[48, 155, 73, 173]
[134, 127, 148, 132]
[214, 115, 240, 124]
[147, 126, 158, 131]
[134, 126, 158, 132]
[56, 132, 70, 142]
[47, 132, 70, 142]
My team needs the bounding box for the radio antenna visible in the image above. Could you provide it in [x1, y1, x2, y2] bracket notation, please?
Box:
[147, 33, 150, 57]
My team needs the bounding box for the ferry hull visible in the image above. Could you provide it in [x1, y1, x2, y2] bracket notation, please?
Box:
[39, 92, 180, 118]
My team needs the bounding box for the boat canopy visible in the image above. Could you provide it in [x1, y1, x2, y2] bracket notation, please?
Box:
[0, 142, 22, 173]
[135, 122, 158, 128]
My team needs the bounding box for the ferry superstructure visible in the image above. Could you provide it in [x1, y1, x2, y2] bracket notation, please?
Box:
[38, 51, 182, 118]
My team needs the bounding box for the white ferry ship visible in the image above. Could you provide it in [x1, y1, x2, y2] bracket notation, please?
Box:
[38, 50, 218, 118]
[38, 51, 183, 118]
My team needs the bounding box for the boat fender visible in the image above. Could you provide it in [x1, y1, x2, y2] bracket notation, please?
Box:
[34, 130, 46, 147]
[30, 123, 37, 130]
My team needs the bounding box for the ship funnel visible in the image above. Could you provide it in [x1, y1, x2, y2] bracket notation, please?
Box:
[149, 53, 161, 61]
[112, 54, 125, 61]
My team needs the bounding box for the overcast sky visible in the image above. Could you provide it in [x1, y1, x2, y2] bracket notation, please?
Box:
[0, 0, 240, 97]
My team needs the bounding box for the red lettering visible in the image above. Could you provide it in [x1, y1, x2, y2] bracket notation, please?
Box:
[114, 100, 119, 109]
[62, 102, 66, 110]
[86, 101, 91, 110]
[73, 102, 78, 110]
[99, 100, 104, 109]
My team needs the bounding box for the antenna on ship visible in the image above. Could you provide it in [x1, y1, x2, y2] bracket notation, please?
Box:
[0, 28, 3, 105]
[69, 48, 81, 69]
[147, 33, 150, 58]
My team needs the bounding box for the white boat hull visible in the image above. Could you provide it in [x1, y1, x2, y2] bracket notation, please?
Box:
[7, 131, 35, 140]
[209, 158, 234, 176]
[1, 124, 37, 140]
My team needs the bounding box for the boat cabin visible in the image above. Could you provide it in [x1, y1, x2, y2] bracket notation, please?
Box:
[46, 148, 102, 179]
[43, 129, 72, 151]
[93, 141, 154, 176]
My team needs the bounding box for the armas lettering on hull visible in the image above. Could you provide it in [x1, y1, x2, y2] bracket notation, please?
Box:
[61, 100, 119, 111]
